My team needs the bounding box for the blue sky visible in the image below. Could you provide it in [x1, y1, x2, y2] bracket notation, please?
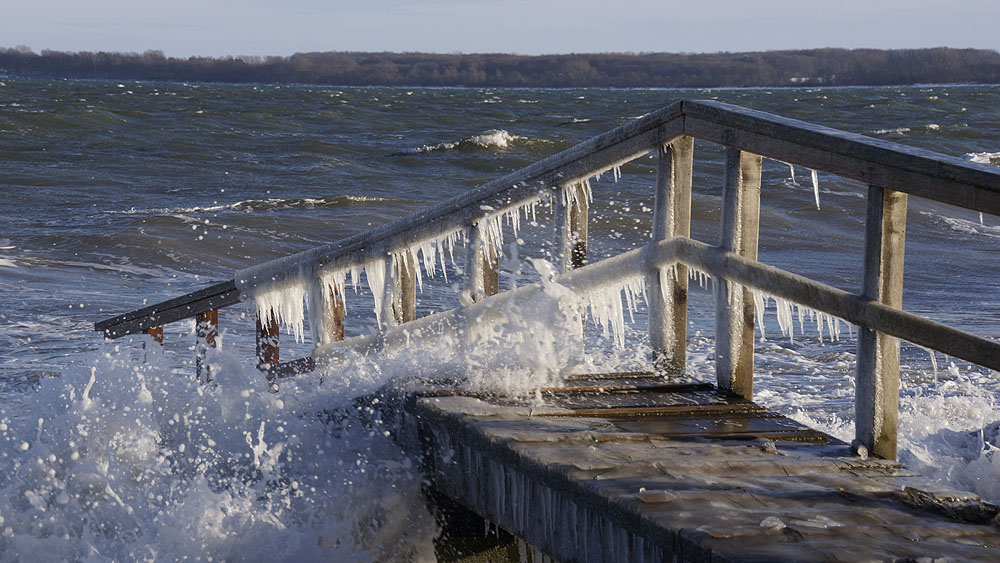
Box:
[4, 0, 998, 57]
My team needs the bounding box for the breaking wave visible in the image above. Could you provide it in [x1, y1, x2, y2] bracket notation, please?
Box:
[393, 129, 525, 155]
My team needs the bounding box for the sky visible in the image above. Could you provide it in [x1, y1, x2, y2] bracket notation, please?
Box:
[3, 0, 998, 58]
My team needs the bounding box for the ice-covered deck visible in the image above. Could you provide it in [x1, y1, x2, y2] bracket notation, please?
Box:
[403, 372, 1000, 562]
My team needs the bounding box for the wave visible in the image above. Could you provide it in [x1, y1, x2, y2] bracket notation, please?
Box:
[920, 211, 1000, 239]
[392, 129, 525, 156]
[102, 194, 403, 216]
[869, 127, 911, 135]
[963, 152, 1000, 166]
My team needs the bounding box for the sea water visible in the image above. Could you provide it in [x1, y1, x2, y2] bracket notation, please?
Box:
[1, 80, 999, 560]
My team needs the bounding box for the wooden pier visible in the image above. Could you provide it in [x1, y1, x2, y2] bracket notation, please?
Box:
[402, 373, 1000, 561]
[95, 100, 1000, 561]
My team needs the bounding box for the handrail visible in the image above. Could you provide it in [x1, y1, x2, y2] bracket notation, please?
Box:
[96, 99, 1000, 461]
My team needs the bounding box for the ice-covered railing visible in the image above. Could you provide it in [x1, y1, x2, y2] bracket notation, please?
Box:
[96, 99, 1000, 461]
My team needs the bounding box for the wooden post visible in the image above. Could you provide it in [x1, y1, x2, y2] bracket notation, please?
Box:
[555, 183, 589, 273]
[312, 279, 346, 345]
[570, 186, 588, 269]
[256, 311, 279, 370]
[146, 326, 164, 345]
[855, 185, 907, 460]
[466, 223, 498, 301]
[648, 137, 694, 374]
[329, 286, 345, 341]
[482, 249, 499, 297]
[196, 309, 218, 381]
[715, 148, 761, 400]
[399, 251, 418, 322]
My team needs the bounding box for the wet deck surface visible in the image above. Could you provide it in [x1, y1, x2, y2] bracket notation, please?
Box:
[401, 372, 1000, 562]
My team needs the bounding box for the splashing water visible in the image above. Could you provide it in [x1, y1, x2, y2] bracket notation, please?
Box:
[0, 345, 439, 562]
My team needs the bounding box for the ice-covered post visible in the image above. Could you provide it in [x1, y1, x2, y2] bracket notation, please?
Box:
[256, 312, 279, 370]
[310, 279, 345, 345]
[555, 182, 589, 272]
[647, 137, 693, 374]
[715, 148, 761, 400]
[398, 250, 418, 323]
[196, 309, 218, 381]
[379, 255, 399, 328]
[465, 222, 497, 301]
[855, 185, 907, 460]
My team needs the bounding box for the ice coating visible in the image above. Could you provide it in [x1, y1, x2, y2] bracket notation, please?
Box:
[253, 281, 308, 343]
[365, 257, 389, 329]
[811, 169, 821, 210]
[583, 275, 646, 348]
[399, 228, 464, 289]
[561, 179, 593, 213]
[748, 287, 844, 344]
[477, 196, 544, 266]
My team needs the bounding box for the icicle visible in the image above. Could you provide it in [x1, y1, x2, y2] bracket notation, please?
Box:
[811, 169, 821, 210]
[788, 162, 797, 185]
[365, 257, 388, 329]
[980, 212, 985, 225]
[253, 281, 308, 343]
[584, 276, 646, 348]
[919, 345, 939, 382]
[752, 290, 767, 340]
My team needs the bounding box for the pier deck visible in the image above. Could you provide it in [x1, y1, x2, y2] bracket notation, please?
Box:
[403, 373, 1000, 562]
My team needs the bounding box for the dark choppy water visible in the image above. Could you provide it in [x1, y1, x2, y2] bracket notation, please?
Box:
[1, 79, 999, 560]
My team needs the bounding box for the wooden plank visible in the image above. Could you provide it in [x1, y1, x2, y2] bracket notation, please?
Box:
[96, 280, 239, 339]
[682, 101, 1000, 216]
[648, 137, 693, 374]
[409, 387, 1000, 562]
[270, 357, 316, 380]
[855, 186, 908, 460]
[715, 149, 761, 400]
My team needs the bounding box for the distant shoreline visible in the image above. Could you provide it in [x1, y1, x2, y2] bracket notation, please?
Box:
[2, 47, 999, 89]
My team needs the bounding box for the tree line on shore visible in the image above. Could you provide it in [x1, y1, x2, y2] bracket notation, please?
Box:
[2, 46, 999, 88]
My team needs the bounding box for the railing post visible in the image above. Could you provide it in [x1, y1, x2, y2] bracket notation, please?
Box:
[715, 148, 761, 400]
[466, 223, 498, 301]
[256, 311, 279, 370]
[855, 185, 907, 460]
[311, 279, 345, 345]
[146, 326, 164, 345]
[556, 183, 589, 273]
[196, 309, 218, 382]
[648, 137, 694, 374]
[380, 255, 399, 329]
[398, 250, 418, 323]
